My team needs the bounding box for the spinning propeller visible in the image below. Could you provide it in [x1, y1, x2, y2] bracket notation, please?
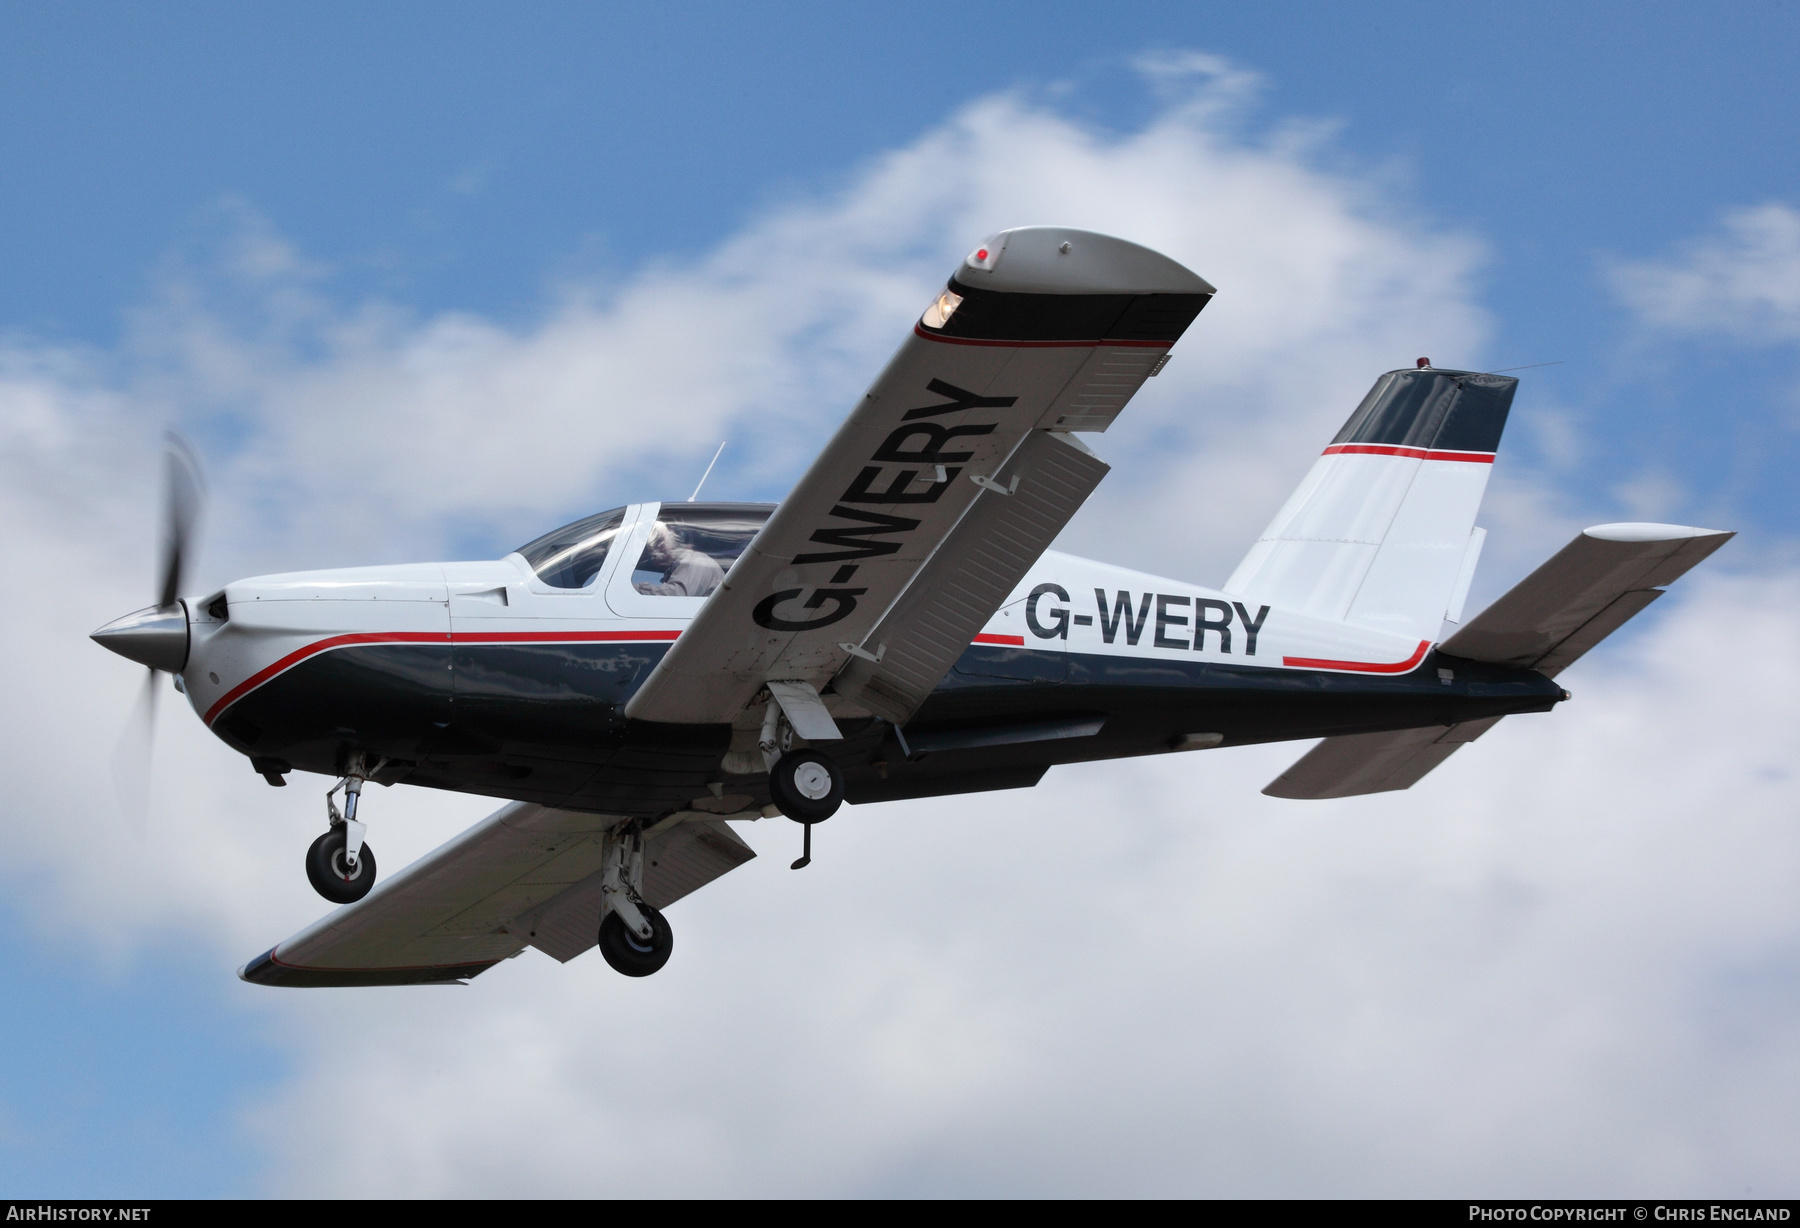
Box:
[92, 433, 205, 823]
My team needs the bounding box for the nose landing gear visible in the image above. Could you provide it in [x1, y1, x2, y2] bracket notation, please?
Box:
[306, 826, 378, 904]
[307, 754, 385, 905]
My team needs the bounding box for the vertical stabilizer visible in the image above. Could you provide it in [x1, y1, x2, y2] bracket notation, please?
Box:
[1224, 367, 1516, 643]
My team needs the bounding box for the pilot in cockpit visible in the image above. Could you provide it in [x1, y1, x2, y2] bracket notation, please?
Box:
[634, 522, 725, 597]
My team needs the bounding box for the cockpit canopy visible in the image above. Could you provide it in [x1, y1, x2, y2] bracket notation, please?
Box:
[515, 502, 775, 593]
[516, 507, 627, 588]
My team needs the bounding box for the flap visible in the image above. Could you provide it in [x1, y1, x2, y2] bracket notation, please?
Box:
[834, 429, 1110, 724]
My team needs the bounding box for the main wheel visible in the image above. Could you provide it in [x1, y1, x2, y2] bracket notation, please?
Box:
[598, 905, 674, 977]
[305, 828, 378, 904]
[768, 751, 844, 823]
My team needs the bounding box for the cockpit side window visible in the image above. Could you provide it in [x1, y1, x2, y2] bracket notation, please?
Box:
[632, 504, 774, 598]
[516, 507, 627, 589]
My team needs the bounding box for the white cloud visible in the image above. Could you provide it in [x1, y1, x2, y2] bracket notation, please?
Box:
[1600, 202, 1800, 570]
[71, 75, 1493, 589]
[238, 571, 1800, 1198]
[1, 64, 1793, 1195]
[1611, 202, 1800, 343]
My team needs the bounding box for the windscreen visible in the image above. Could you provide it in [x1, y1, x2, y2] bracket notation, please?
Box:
[515, 507, 627, 589]
[631, 504, 774, 598]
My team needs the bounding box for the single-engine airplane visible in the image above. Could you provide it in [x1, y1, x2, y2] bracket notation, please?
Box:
[92, 227, 1732, 986]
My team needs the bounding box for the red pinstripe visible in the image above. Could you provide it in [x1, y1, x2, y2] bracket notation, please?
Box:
[1282, 640, 1431, 674]
[206, 628, 1035, 725]
[912, 324, 1170, 349]
[262, 948, 497, 977]
[203, 629, 681, 725]
[1321, 443, 1495, 463]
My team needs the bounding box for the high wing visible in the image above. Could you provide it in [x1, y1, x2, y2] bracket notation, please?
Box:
[1263, 522, 1733, 799]
[240, 803, 755, 986]
[625, 226, 1213, 729]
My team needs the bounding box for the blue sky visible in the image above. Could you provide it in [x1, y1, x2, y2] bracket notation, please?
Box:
[3, 1, 1799, 1197]
[8, 2, 1798, 543]
[6, 2, 1797, 336]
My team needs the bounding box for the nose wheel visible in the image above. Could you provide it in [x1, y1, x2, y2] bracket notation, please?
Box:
[307, 755, 384, 904]
[306, 827, 378, 904]
[768, 750, 844, 869]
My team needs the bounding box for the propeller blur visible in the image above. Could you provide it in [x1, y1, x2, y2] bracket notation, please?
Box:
[97, 431, 205, 827]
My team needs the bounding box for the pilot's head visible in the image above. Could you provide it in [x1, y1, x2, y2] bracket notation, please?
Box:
[644, 522, 681, 568]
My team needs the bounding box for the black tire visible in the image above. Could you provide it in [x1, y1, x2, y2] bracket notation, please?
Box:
[768, 751, 844, 823]
[305, 828, 378, 904]
[598, 905, 674, 977]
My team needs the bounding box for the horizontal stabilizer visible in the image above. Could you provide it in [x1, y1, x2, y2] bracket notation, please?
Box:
[1264, 522, 1731, 800]
[1261, 717, 1500, 799]
[1440, 522, 1733, 677]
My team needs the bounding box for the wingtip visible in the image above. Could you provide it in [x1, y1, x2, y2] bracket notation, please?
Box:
[239, 947, 278, 985]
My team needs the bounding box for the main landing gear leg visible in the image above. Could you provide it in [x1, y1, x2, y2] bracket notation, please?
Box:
[597, 823, 673, 976]
[306, 753, 385, 905]
[761, 702, 846, 871]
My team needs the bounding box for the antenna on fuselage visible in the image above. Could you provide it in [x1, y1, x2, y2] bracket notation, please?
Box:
[687, 441, 727, 502]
